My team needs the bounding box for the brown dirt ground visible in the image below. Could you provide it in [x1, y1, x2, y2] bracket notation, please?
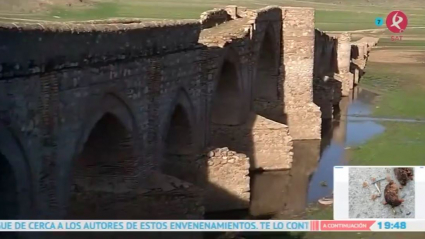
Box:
[368, 49, 425, 64]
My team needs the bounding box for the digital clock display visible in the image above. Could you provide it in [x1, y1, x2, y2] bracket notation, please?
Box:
[378, 222, 407, 229]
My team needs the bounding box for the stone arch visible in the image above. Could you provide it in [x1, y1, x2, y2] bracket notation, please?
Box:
[0, 123, 32, 219]
[160, 88, 200, 184]
[65, 93, 139, 219]
[253, 24, 280, 101]
[211, 47, 247, 126]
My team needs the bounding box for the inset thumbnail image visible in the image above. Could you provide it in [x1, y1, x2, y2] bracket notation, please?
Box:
[348, 167, 414, 219]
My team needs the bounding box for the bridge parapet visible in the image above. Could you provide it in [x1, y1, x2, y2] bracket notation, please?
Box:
[0, 20, 201, 79]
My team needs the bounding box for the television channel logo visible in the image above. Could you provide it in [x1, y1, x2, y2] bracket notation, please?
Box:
[386, 10, 408, 33]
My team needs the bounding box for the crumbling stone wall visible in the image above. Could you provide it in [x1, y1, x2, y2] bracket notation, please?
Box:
[313, 28, 378, 123]
[200, 6, 294, 172]
[205, 147, 250, 211]
[210, 113, 293, 170]
[200, 8, 232, 29]
[351, 37, 379, 85]
[313, 30, 340, 120]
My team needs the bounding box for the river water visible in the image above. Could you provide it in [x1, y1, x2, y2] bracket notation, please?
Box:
[307, 87, 386, 205]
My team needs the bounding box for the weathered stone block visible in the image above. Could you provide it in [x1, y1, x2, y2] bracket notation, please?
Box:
[285, 103, 321, 140]
[335, 72, 354, 96]
[211, 113, 293, 170]
[205, 147, 250, 211]
[336, 32, 351, 74]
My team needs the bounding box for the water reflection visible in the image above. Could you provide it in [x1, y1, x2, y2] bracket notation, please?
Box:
[307, 88, 385, 203]
[250, 140, 320, 218]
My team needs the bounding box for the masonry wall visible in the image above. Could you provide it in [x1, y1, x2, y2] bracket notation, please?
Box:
[200, 8, 232, 29]
[205, 147, 250, 211]
[0, 21, 209, 220]
[200, 6, 294, 174]
[313, 29, 341, 119]
[0, 21, 201, 77]
[281, 7, 321, 140]
[250, 6, 284, 122]
[335, 32, 353, 96]
[312, 28, 378, 124]
[351, 37, 379, 85]
[210, 113, 293, 170]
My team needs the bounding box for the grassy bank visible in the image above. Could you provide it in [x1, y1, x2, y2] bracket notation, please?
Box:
[360, 62, 425, 119]
[350, 121, 425, 165]
[349, 60, 425, 164]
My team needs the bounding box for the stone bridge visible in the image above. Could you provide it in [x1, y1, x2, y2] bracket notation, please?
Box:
[0, 4, 378, 227]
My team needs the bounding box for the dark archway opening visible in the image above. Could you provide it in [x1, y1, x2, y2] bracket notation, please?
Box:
[162, 104, 199, 184]
[68, 113, 136, 219]
[252, 29, 286, 124]
[211, 60, 244, 126]
[0, 152, 19, 239]
[0, 152, 18, 219]
[165, 105, 194, 156]
[254, 30, 279, 102]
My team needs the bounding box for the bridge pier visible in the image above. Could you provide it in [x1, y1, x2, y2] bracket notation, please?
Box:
[281, 7, 322, 140]
[204, 147, 250, 212]
[210, 113, 293, 171]
[335, 32, 354, 97]
[351, 37, 379, 85]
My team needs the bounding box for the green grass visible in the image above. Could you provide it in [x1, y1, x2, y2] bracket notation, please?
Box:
[314, 10, 377, 31]
[360, 62, 425, 118]
[350, 59, 425, 166]
[49, 2, 120, 20]
[378, 39, 425, 47]
[350, 122, 425, 165]
[46, 2, 210, 20]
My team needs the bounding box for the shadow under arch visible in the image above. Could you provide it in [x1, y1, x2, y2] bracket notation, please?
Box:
[210, 46, 249, 126]
[61, 93, 140, 219]
[0, 123, 32, 220]
[0, 123, 32, 239]
[251, 23, 287, 124]
[160, 88, 202, 184]
[209, 45, 251, 148]
[253, 23, 280, 102]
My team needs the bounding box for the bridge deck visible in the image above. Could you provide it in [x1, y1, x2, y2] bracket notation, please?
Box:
[199, 18, 251, 46]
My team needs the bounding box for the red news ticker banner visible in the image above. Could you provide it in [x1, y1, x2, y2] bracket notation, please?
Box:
[310, 220, 376, 231]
